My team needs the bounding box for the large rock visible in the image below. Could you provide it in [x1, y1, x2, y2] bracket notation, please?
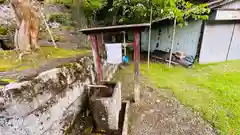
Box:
[0, 4, 68, 25]
[0, 5, 15, 25]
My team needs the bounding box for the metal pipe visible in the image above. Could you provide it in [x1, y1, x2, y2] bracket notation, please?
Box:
[121, 31, 127, 56]
[168, 17, 177, 68]
[226, 20, 236, 61]
[147, 5, 153, 71]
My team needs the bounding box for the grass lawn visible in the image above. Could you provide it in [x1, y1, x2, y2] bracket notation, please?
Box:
[0, 46, 91, 72]
[141, 61, 240, 135]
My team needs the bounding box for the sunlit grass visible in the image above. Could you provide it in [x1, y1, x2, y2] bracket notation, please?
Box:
[0, 46, 91, 72]
[141, 61, 240, 134]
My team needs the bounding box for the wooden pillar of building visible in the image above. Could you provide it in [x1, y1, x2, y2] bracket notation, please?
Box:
[133, 29, 140, 103]
[89, 35, 103, 84]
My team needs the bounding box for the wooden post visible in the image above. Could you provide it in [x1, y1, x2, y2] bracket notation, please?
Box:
[133, 29, 140, 103]
[101, 32, 104, 44]
[89, 35, 103, 84]
[97, 34, 103, 49]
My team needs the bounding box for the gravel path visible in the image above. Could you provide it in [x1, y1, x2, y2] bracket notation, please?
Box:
[113, 67, 217, 135]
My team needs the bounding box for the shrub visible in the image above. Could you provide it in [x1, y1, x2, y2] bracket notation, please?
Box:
[48, 13, 73, 25]
[46, 0, 72, 7]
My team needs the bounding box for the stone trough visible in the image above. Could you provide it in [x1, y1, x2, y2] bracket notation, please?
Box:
[87, 81, 130, 135]
[90, 81, 122, 131]
[91, 101, 130, 135]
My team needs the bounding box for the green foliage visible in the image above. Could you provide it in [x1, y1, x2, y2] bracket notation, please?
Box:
[111, 0, 152, 24]
[82, 0, 107, 24]
[110, 0, 210, 25]
[46, 0, 106, 25]
[84, 0, 106, 13]
[47, 0, 210, 26]
[69, 0, 106, 26]
[162, 0, 210, 26]
[48, 13, 73, 25]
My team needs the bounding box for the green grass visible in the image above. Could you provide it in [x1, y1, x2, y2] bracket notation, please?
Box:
[141, 61, 240, 135]
[0, 46, 91, 72]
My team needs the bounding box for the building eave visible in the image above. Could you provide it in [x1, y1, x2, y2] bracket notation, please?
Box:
[79, 23, 150, 35]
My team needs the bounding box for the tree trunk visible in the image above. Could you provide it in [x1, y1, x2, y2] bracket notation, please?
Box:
[10, 0, 39, 53]
[72, 0, 89, 48]
[18, 20, 31, 52]
[14, 29, 19, 50]
[10, 3, 20, 51]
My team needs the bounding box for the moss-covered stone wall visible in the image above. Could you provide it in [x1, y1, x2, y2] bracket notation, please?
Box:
[0, 56, 96, 135]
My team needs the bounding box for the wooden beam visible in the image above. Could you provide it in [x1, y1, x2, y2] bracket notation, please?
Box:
[133, 29, 140, 103]
[88, 85, 108, 88]
[151, 55, 179, 65]
[89, 35, 103, 84]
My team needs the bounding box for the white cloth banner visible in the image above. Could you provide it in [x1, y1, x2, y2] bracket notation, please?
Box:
[105, 43, 122, 64]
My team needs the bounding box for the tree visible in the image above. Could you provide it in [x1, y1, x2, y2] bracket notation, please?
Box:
[162, 0, 210, 26]
[82, 0, 107, 26]
[110, 0, 210, 25]
[10, 0, 40, 54]
[110, 0, 153, 24]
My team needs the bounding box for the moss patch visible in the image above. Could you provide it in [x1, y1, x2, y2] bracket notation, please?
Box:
[0, 78, 16, 88]
[0, 78, 17, 83]
[0, 25, 8, 35]
[0, 0, 5, 4]
[0, 46, 91, 72]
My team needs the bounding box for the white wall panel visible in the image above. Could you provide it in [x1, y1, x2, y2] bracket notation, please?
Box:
[227, 22, 240, 60]
[199, 22, 234, 64]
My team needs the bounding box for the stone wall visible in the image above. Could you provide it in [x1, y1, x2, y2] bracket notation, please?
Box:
[0, 56, 98, 135]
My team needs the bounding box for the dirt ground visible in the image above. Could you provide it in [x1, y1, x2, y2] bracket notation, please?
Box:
[112, 66, 218, 135]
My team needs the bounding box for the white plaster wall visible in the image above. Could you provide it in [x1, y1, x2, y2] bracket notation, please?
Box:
[142, 20, 202, 56]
